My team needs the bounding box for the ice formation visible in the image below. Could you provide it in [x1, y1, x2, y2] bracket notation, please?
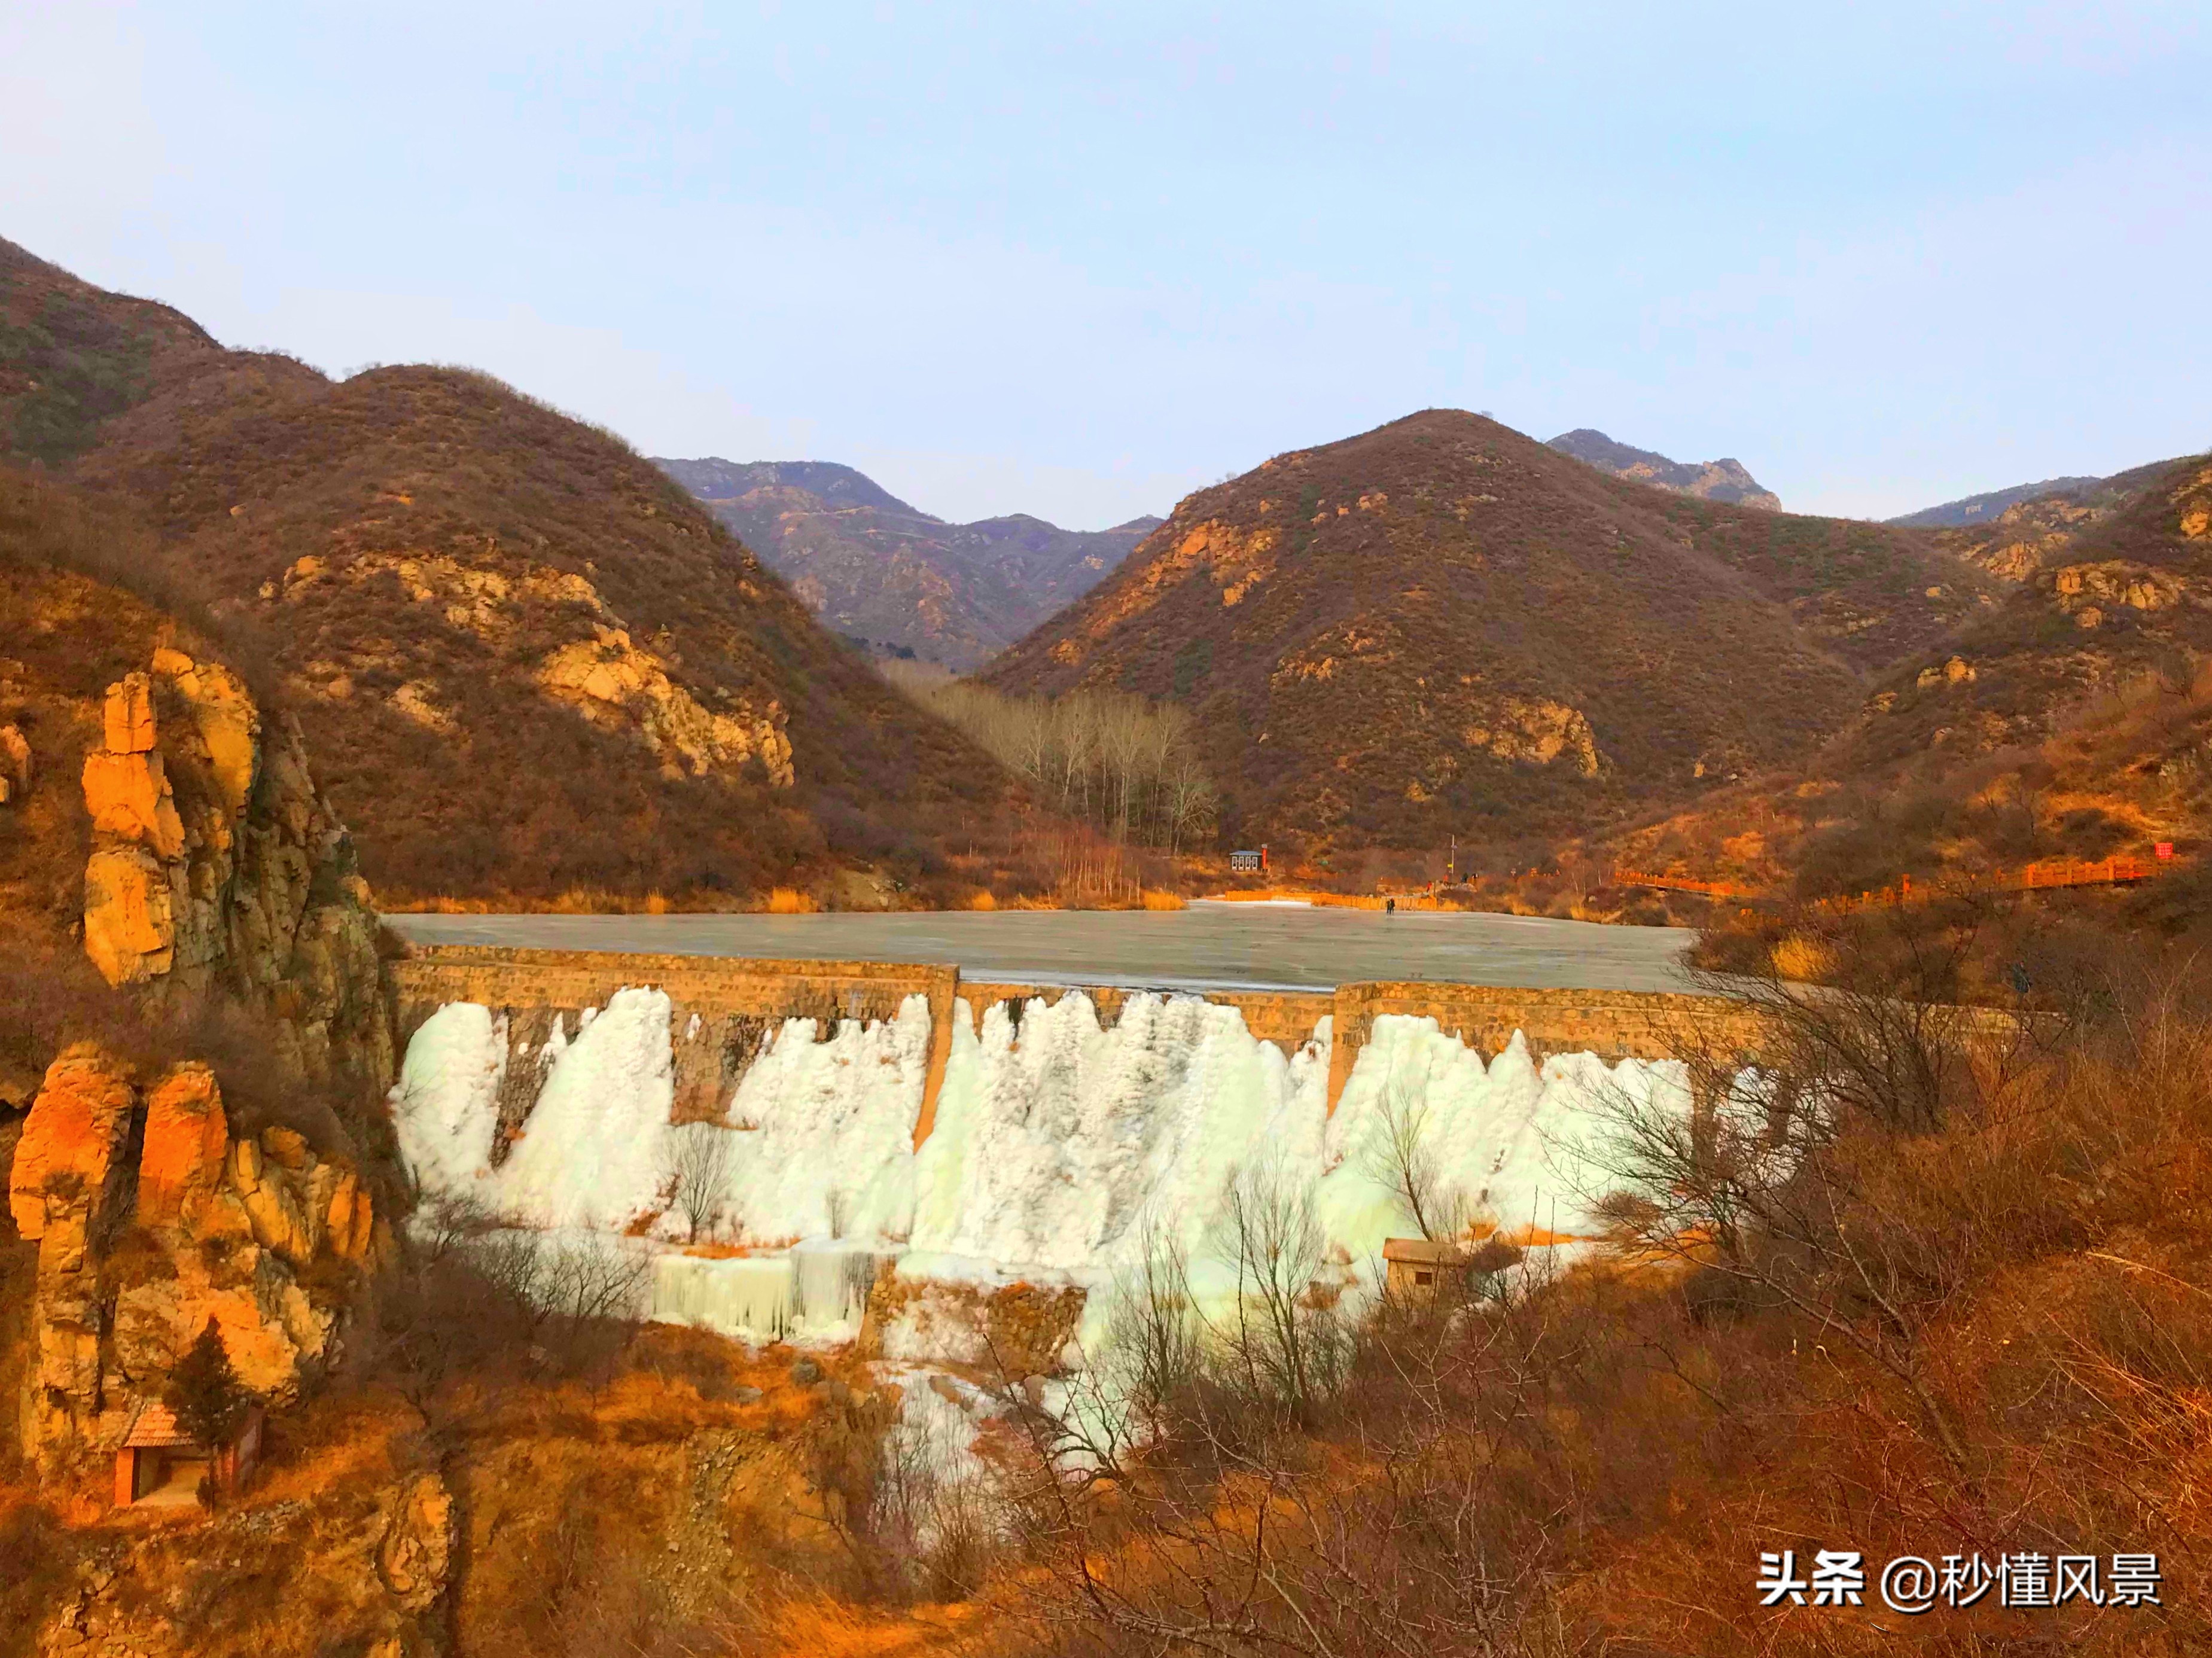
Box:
[390, 986, 1687, 1345]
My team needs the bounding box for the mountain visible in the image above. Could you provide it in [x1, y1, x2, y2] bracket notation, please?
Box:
[988, 409, 1988, 857]
[0, 237, 229, 468]
[1608, 447, 2212, 907]
[1, 235, 1039, 907]
[657, 456, 1159, 670]
[1547, 428, 1781, 510]
[1887, 469, 2146, 529]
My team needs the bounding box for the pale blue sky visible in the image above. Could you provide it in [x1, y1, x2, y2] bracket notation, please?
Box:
[5, 2, 2207, 527]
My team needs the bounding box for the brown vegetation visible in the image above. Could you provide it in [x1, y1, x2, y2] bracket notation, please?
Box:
[988, 409, 1992, 863]
[2, 236, 1062, 909]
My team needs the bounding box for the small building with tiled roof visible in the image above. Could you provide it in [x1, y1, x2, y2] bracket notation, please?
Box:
[113, 1398, 264, 1509]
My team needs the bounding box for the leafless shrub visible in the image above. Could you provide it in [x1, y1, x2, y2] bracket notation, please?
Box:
[1204, 1161, 1349, 1429]
[870, 1397, 1006, 1602]
[1358, 1061, 1468, 1242]
[665, 1122, 735, 1242]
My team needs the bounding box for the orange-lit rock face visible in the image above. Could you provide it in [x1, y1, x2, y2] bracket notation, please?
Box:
[138, 1063, 230, 1231]
[14, 1043, 380, 1469]
[81, 749, 187, 857]
[103, 670, 156, 753]
[0, 722, 29, 801]
[82, 844, 176, 985]
[7, 1046, 136, 1242]
[154, 647, 261, 815]
[69, 653, 394, 1090]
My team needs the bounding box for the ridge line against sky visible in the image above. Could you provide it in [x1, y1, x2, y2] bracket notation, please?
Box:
[5, 2, 2208, 530]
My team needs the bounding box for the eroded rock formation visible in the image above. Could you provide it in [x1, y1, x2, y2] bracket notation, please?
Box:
[538, 624, 794, 784]
[7, 1047, 386, 1474]
[77, 650, 393, 1084]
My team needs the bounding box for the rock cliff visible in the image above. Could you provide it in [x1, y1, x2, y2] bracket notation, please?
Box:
[77, 649, 392, 1086]
[8, 1046, 387, 1474]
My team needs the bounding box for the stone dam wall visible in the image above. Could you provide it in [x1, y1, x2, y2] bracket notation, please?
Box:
[388, 946, 1777, 1142]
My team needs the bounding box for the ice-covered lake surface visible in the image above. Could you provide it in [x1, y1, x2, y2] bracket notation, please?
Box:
[386, 905, 1695, 993]
[392, 985, 1690, 1352]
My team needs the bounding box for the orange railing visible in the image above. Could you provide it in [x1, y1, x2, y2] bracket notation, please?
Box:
[1616, 857, 2160, 911]
[2009, 858, 2150, 890]
[1613, 869, 1762, 900]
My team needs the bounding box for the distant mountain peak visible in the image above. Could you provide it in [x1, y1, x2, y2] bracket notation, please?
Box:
[1547, 428, 1781, 511]
[654, 457, 927, 519]
[1887, 474, 2117, 529]
[654, 458, 1157, 670]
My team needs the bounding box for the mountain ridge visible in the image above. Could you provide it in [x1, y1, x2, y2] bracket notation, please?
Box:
[657, 455, 1159, 669]
[989, 409, 1986, 858]
[1547, 426, 1781, 510]
[1, 235, 1043, 907]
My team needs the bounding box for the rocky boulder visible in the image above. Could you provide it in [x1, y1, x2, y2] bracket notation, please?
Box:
[0, 720, 29, 803]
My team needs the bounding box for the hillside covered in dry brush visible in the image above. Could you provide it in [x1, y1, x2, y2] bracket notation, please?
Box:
[1, 236, 1046, 909]
[990, 410, 1995, 862]
[1608, 449, 2212, 908]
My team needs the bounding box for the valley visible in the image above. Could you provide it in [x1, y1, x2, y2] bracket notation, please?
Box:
[655, 457, 1158, 670]
[5, 217, 2210, 1658]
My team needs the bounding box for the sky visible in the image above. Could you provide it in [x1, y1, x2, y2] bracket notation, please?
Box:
[5, 2, 2208, 529]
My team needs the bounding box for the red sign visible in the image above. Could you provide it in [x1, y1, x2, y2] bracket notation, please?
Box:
[2156, 842, 2175, 860]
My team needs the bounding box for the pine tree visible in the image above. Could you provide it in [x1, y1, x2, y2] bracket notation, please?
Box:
[166, 1319, 249, 1448]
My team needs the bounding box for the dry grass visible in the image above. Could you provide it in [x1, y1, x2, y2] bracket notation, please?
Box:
[973, 926, 2212, 1657]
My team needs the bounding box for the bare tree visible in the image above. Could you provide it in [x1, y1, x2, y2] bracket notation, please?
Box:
[1206, 1160, 1346, 1425]
[1360, 1062, 1467, 1243]
[882, 665, 1221, 853]
[665, 1121, 735, 1242]
[1096, 692, 1150, 842]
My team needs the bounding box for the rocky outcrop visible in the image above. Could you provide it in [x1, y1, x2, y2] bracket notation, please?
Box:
[8, 1047, 136, 1469]
[77, 650, 394, 1086]
[376, 1472, 458, 1612]
[1462, 697, 1604, 776]
[8, 1049, 385, 1473]
[278, 549, 796, 786]
[1916, 655, 1978, 689]
[537, 624, 794, 784]
[35, 1468, 454, 1656]
[0, 720, 29, 803]
[2048, 560, 2186, 618]
[2172, 464, 2211, 540]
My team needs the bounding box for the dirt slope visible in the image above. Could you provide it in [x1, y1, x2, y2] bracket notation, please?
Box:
[1, 237, 1036, 906]
[659, 457, 1156, 670]
[988, 409, 1985, 857]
